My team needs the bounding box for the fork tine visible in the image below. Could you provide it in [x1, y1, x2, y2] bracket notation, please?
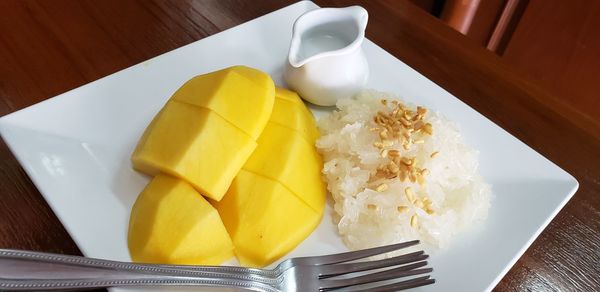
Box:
[293, 240, 420, 266]
[349, 275, 436, 292]
[319, 262, 432, 290]
[318, 251, 428, 279]
[366, 276, 435, 291]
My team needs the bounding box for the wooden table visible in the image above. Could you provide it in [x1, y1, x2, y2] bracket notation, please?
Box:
[1, 0, 598, 291]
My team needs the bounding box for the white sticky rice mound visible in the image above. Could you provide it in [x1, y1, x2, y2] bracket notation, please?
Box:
[316, 90, 492, 250]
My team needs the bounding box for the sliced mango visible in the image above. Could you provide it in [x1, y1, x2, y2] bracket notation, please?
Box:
[215, 88, 326, 267]
[131, 66, 275, 201]
[128, 174, 234, 265]
[243, 122, 325, 211]
[215, 170, 321, 267]
[269, 88, 320, 143]
[132, 102, 256, 201]
[171, 66, 275, 139]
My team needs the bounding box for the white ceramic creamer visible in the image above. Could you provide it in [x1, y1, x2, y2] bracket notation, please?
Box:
[284, 6, 369, 106]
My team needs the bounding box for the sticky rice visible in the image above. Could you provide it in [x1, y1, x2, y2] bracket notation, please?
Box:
[316, 90, 492, 250]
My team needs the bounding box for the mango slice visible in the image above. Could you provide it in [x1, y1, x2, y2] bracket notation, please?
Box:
[171, 66, 275, 139]
[243, 122, 325, 211]
[215, 88, 326, 267]
[269, 88, 320, 143]
[132, 102, 256, 201]
[131, 66, 275, 201]
[128, 174, 234, 265]
[216, 170, 321, 267]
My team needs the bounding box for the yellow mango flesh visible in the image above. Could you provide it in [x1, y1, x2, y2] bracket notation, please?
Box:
[128, 174, 234, 265]
[132, 101, 256, 201]
[269, 88, 320, 143]
[215, 89, 325, 267]
[131, 66, 275, 201]
[216, 170, 321, 267]
[243, 122, 325, 211]
[171, 66, 275, 139]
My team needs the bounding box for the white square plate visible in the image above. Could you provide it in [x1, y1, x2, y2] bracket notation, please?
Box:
[0, 1, 578, 291]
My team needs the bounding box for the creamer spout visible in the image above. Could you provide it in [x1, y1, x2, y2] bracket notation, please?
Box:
[287, 34, 304, 68]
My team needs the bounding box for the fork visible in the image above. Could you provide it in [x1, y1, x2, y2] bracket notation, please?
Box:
[0, 240, 434, 291]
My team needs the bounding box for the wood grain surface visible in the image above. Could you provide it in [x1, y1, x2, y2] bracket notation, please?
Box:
[0, 0, 598, 291]
[503, 0, 600, 126]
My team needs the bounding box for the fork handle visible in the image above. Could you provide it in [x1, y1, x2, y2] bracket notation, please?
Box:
[0, 249, 277, 291]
